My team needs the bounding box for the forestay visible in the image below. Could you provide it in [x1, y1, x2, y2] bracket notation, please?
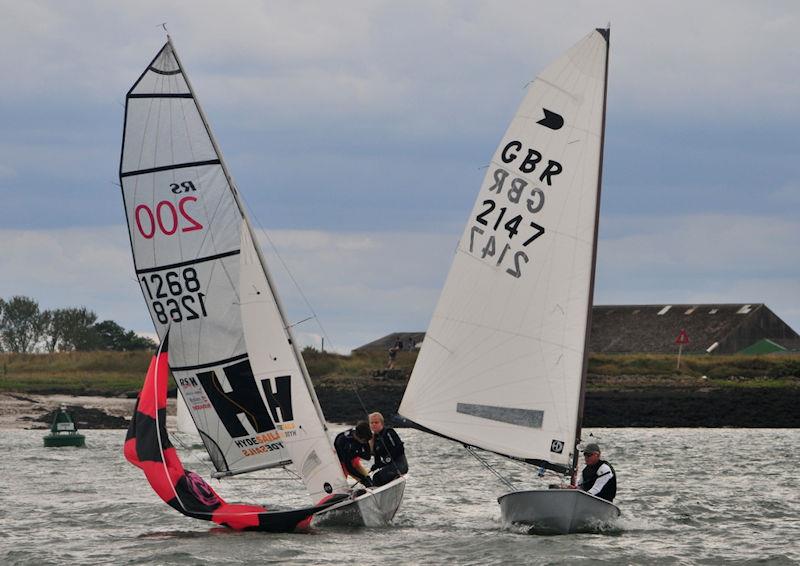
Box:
[119, 42, 293, 477]
[399, 30, 609, 472]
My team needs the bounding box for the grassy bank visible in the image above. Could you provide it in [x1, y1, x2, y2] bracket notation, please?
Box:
[1, 349, 797, 396]
[0, 351, 154, 394]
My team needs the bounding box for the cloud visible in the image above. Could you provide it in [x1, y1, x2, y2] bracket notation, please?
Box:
[2, 213, 798, 354]
[595, 213, 800, 333]
[0, 164, 16, 179]
[1, 1, 798, 350]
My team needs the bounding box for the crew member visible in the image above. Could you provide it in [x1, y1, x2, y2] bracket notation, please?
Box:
[334, 421, 373, 487]
[575, 442, 617, 502]
[368, 412, 408, 487]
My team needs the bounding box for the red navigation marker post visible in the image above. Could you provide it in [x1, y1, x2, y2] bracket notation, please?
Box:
[675, 328, 690, 369]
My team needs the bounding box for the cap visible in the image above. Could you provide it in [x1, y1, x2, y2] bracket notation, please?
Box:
[582, 442, 600, 454]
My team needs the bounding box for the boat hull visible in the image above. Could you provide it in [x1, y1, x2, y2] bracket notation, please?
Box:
[43, 433, 86, 448]
[313, 475, 406, 527]
[498, 489, 620, 534]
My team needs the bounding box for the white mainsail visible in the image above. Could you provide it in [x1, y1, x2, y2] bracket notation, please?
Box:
[119, 39, 344, 492]
[399, 29, 609, 473]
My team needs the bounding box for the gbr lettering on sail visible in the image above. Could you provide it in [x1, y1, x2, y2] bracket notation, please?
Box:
[467, 139, 562, 279]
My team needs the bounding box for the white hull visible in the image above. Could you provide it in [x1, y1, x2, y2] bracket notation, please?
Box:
[498, 489, 620, 535]
[313, 476, 406, 527]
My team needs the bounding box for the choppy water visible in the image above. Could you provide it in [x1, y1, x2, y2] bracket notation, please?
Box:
[1, 427, 798, 565]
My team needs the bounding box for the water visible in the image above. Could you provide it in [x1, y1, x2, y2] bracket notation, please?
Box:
[1, 428, 798, 565]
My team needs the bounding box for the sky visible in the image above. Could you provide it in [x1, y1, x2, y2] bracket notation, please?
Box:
[1, 1, 798, 353]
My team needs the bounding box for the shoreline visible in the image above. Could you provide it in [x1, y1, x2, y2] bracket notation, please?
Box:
[4, 385, 799, 430]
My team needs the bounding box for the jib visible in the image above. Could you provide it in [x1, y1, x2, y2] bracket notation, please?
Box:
[500, 140, 562, 186]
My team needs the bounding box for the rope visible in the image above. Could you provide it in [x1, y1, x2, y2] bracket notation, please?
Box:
[238, 196, 377, 424]
[464, 445, 517, 491]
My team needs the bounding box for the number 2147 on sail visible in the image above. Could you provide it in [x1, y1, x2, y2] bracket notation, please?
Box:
[468, 199, 545, 279]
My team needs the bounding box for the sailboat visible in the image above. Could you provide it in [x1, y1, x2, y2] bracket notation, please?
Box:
[398, 28, 619, 534]
[119, 37, 405, 530]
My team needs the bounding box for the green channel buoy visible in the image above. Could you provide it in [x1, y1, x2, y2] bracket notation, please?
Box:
[43, 405, 86, 448]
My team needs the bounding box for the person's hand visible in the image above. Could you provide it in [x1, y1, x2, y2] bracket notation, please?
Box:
[361, 476, 373, 488]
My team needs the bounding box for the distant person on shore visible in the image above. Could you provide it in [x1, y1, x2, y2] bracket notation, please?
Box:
[334, 421, 373, 487]
[386, 343, 400, 369]
[368, 412, 408, 487]
[569, 442, 617, 502]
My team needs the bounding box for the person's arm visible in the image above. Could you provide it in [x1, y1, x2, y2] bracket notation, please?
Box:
[387, 429, 404, 458]
[342, 450, 371, 484]
[585, 463, 613, 496]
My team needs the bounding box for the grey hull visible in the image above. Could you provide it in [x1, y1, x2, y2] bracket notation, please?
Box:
[498, 489, 620, 534]
[313, 475, 406, 527]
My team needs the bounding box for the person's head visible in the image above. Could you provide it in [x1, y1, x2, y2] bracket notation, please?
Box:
[354, 421, 372, 443]
[369, 412, 385, 433]
[582, 442, 601, 465]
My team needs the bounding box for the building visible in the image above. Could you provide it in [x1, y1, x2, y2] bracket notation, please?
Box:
[356, 304, 799, 355]
[352, 332, 425, 354]
[589, 304, 798, 354]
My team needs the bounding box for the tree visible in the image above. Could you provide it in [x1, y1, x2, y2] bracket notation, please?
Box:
[0, 296, 47, 353]
[92, 320, 155, 351]
[54, 307, 98, 351]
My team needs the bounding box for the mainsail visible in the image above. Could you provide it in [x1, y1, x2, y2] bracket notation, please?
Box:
[399, 29, 610, 474]
[119, 38, 348, 500]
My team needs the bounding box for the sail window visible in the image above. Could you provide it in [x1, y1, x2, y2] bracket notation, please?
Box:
[456, 403, 543, 428]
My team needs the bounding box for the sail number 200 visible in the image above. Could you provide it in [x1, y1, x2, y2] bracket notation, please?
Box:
[135, 197, 203, 239]
[140, 267, 208, 324]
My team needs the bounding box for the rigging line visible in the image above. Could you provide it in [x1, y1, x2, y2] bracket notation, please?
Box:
[464, 445, 517, 491]
[172, 433, 216, 475]
[233, 189, 341, 353]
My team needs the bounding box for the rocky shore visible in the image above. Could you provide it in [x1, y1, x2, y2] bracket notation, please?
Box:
[3, 382, 798, 430]
[316, 384, 800, 428]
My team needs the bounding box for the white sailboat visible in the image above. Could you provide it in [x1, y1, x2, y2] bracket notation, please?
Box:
[398, 28, 618, 534]
[119, 37, 404, 528]
[175, 393, 197, 437]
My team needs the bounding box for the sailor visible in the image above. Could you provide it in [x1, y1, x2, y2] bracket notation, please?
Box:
[368, 412, 408, 487]
[334, 421, 373, 487]
[575, 442, 617, 502]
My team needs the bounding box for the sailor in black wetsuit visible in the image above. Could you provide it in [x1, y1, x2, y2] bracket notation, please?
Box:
[576, 442, 617, 502]
[368, 412, 408, 487]
[333, 421, 373, 487]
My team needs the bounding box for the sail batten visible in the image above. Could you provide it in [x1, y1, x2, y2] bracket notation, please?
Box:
[399, 29, 609, 472]
[121, 159, 221, 177]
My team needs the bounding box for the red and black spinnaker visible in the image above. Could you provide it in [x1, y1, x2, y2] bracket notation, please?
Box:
[124, 335, 346, 532]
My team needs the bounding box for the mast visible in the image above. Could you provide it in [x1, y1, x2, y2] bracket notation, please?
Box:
[166, 37, 332, 435]
[572, 27, 611, 478]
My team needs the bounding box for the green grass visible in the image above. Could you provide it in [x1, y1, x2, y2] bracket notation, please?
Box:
[1, 349, 797, 395]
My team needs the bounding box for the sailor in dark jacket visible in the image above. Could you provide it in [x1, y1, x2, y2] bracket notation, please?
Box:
[576, 442, 617, 502]
[368, 412, 408, 487]
[334, 421, 373, 487]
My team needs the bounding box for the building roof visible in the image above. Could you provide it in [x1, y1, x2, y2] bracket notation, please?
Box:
[588, 303, 796, 354]
[357, 304, 799, 355]
[352, 332, 425, 353]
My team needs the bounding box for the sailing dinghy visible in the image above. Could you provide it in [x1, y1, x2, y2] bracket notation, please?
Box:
[398, 28, 618, 534]
[119, 37, 404, 530]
